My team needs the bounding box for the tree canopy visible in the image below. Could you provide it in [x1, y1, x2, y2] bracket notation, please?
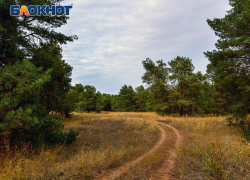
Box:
[0, 0, 77, 66]
[204, 0, 250, 133]
[0, 0, 78, 147]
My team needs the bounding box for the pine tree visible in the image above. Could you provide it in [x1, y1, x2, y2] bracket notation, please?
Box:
[117, 85, 136, 112]
[0, 60, 77, 147]
[95, 91, 104, 113]
[204, 0, 250, 133]
[78, 85, 96, 113]
[102, 93, 112, 111]
[142, 58, 170, 115]
[135, 85, 151, 112]
[168, 56, 194, 116]
[0, 0, 78, 147]
[32, 43, 73, 116]
[0, 0, 77, 65]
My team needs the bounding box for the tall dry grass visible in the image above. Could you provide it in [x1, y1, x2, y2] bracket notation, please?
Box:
[161, 116, 250, 179]
[0, 112, 160, 180]
[1, 112, 249, 179]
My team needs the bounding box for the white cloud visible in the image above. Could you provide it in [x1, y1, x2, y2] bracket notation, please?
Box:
[58, 0, 231, 94]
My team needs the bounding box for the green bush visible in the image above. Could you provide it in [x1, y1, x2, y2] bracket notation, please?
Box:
[0, 60, 78, 148]
[10, 115, 79, 148]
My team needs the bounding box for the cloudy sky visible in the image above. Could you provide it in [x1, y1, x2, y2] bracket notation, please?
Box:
[58, 0, 231, 94]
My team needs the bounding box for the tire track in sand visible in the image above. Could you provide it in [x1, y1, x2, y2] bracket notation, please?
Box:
[153, 122, 182, 180]
[97, 121, 181, 180]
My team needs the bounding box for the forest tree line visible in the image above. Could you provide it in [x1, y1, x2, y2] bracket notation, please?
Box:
[67, 56, 231, 117]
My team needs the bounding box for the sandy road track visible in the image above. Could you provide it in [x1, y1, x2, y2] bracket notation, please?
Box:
[153, 122, 182, 180]
[97, 121, 182, 180]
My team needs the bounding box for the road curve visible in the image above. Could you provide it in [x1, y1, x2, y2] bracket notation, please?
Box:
[97, 121, 182, 180]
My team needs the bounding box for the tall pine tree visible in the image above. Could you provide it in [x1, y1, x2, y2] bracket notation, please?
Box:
[0, 0, 78, 147]
[205, 0, 250, 134]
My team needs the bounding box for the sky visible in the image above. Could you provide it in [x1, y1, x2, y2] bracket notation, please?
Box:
[58, 0, 231, 94]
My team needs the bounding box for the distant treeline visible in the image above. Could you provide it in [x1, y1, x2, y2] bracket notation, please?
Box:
[67, 56, 232, 117]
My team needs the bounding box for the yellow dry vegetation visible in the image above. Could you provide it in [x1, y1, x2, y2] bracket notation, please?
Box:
[1, 112, 249, 180]
[0, 112, 160, 180]
[161, 116, 250, 179]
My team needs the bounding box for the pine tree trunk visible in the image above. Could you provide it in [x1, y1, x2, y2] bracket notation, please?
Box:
[180, 106, 183, 117]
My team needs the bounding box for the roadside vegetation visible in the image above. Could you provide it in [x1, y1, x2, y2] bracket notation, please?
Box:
[0, 112, 161, 179]
[0, 112, 250, 179]
[161, 116, 250, 180]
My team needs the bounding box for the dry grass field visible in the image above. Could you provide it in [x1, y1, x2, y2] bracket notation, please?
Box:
[161, 116, 250, 179]
[0, 112, 162, 179]
[0, 112, 250, 179]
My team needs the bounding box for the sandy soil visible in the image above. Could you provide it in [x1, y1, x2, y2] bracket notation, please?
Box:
[96, 121, 182, 180]
[152, 122, 182, 180]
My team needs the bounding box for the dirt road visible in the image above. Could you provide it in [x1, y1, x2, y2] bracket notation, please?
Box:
[153, 122, 182, 180]
[97, 121, 182, 180]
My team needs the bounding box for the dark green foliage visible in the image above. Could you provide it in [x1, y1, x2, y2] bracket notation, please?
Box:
[70, 85, 110, 113]
[135, 85, 153, 112]
[66, 84, 85, 113]
[0, 60, 78, 147]
[0, 0, 78, 147]
[168, 56, 195, 116]
[31, 43, 73, 117]
[102, 93, 112, 111]
[142, 58, 170, 115]
[196, 80, 217, 115]
[1, 0, 76, 117]
[78, 85, 97, 113]
[205, 0, 250, 133]
[168, 56, 207, 116]
[0, 59, 51, 132]
[0, 0, 77, 66]
[10, 115, 78, 148]
[63, 89, 79, 116]
[95, 91, 104, 113]
[65, 129, 79, 144]
[206, 66, 231, 116]
[116, 85, 137, 112]
[110, 95, 119, 111]
[72, 84, 85, 94]
[70, 84, 151, 113]
[141, 57, 216, 116]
